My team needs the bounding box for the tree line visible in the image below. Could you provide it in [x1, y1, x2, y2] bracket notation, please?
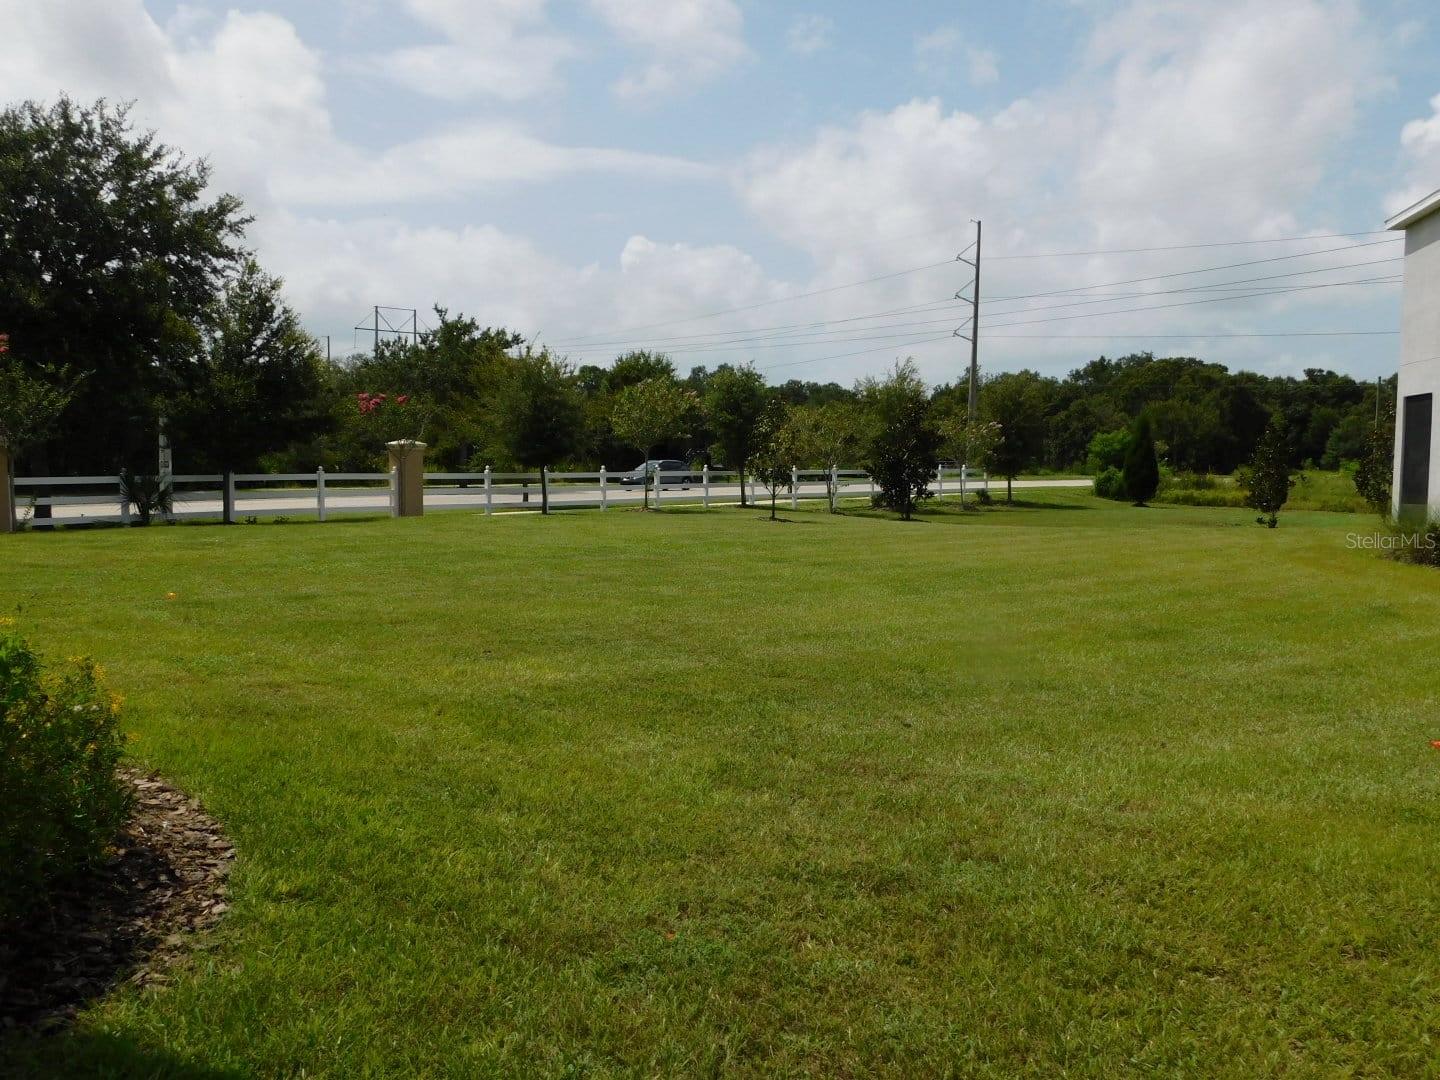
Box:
[2, 99, 1397, 516]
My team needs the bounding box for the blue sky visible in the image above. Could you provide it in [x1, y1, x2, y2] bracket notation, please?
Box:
[5, 0, 1440, 385]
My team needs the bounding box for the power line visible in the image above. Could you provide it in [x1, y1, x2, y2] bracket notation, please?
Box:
[569, 262, 1401, 359]
[552, 234, 1400, 348]
[984, 230, 1392, 261]
[641, 278, 1397, 359]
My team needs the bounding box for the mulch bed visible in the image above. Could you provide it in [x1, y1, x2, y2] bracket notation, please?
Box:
[0, 768, 235, 1032]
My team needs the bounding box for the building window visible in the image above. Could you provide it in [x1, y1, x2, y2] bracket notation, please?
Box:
[1400, 393, 1433, 510]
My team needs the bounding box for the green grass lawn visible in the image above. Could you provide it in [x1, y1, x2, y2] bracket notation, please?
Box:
[4, 494, 1440, 1077]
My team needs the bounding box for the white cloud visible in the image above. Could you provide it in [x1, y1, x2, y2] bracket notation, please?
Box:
[734, 0, 1390, 383]
[275, 126, 712, 205]
[381, 0, 577, 101]
[587, 0, 749, 100]
[915, 25, 999, 87]
[787, 14, 834, 57]
[1391, 93, 1440, 214]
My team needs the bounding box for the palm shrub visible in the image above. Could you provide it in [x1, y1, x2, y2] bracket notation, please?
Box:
[0, 628, 130, 923]
[1122, 415, 1160, 506]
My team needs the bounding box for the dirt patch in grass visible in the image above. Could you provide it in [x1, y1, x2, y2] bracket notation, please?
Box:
[0, 769, 234, 1032]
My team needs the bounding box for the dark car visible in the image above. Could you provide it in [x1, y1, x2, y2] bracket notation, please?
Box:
[617, 459, 697, 486]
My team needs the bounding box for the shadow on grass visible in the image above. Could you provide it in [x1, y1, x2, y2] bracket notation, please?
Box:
[0, 1031, 245, 1079]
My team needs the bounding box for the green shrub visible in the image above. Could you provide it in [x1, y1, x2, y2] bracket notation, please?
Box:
[1387, 520, 1440, 567]
[1085, 430, 1130, 473]
[0, 628, 130, 923]
[1093, 466, 1127, 500]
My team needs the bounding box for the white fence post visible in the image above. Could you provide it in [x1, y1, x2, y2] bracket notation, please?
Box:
[702, 464, 710, 509]
[483, 465, 493, 516]
[599, 465, 608, 511]
[655, 466, 663, 508]
[316, 466, 327, 522]
[389, 467, 398, 516]
[960, 465, 967, 506]
[790, 466, 799, 511]
[830, 464, 838, 512]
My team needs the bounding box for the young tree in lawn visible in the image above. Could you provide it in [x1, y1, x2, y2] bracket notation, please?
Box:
[1244, 413, 1295, 528]
[858, 360, 942, 521]
[749, 401, 798, 521]
[1353, 417, 1394, 515]
[982, 370, 1050, 502]
[167, 260, 329, 523]
[704, 363, 771, 507]
[610, 377, 697, 509]
[787, 400, 862, 512]
[494, 351, 585, 515]
[1122, 414, 1160, 506]
[938, 414, 1002, 508]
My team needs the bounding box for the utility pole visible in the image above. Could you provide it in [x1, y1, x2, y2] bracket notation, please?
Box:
[955, 220, 982, 420]
[373, 305, 380, 356]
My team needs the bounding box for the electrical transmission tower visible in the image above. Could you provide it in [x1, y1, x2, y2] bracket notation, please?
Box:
[953, 220, 982, 420]
[355, 306, 421, 355]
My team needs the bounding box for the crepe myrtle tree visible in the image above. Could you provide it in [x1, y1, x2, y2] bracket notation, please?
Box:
[610, 376, 698, 509]
[748, 400, 801, 521]
[787, 400, 861, 512]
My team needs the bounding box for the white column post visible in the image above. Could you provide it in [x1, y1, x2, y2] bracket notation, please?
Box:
[599, 465, 608, 511]
[830, 464, 838, 512]
[791, 466, 799, 510]
[483, 465, 493, 516]
[654, 465, 663, 508]
[389, 467, 399, 516]
[316, 466, 327, 522]
[702, 464, 710, 509]
[960, 465, 967, 506]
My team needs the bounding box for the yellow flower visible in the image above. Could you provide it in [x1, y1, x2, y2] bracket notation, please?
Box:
[0, 616, 14, 627]
[165, 592, 178, 601]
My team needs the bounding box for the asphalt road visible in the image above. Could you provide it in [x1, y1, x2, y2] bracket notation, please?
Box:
[26, 478, 1093, 523]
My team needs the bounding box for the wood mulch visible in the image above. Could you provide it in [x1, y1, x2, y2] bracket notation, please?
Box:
[0, 768, 235, 1032]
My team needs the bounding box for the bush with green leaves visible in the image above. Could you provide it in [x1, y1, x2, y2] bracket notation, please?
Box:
[1122, 415, 1160, 506]
[1093, 466, 1127, 500]
[0, 628, 130, 923]
[1244, 414, 1296, 528]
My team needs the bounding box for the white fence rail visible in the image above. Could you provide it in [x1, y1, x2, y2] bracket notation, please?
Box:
[8, 466, 989, 526]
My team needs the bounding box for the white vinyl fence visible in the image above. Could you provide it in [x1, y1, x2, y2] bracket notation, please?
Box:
[9, 466, 989, 526]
